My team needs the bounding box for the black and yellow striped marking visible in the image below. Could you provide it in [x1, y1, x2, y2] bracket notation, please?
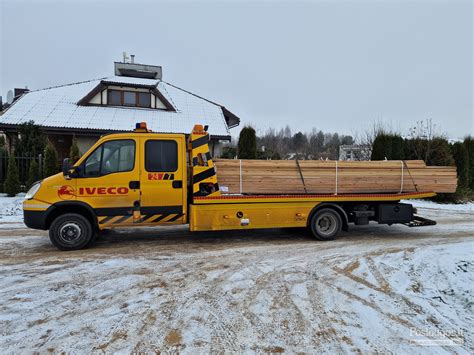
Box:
[191, 134, 209, 149]
[189, 128, 221, 198]
[98, 215, 133, 226]
[98, 213, 184, 226]
[137, 213, 184, 223]
[193, 167, 216, 183]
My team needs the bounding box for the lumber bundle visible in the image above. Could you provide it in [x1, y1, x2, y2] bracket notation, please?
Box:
[214, 159, 457, 194]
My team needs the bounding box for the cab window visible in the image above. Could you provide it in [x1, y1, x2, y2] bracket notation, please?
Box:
[84, 140, 135, 177]
[145, 140, 178, 172]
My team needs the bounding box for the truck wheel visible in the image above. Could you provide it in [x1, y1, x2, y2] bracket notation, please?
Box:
[49, 213, 93, 251]
[309, 208, 342, 241]
[87, 229, 99, 247]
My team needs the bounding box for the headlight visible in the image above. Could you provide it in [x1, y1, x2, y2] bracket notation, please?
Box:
[25, 182, 41, 200]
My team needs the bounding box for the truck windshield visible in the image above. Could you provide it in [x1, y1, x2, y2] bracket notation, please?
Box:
[84, 140, 135, 177]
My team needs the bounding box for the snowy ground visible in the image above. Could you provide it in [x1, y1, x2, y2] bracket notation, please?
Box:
[402, 199, 474, 212]
[0, 194, 25, 227]
[0, 197, 473, 353]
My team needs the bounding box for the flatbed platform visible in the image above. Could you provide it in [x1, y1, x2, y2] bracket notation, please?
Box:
[189, 191, 437, 232]
[193, 191, 436, 204]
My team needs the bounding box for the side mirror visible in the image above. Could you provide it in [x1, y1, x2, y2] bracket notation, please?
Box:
[62, 158, 72, 179]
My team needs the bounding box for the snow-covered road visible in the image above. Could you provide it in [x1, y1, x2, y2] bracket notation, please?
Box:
[0, 198, 473, 353]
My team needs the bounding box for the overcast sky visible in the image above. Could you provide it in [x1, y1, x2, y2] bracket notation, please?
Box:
[1, 0, 472, 139]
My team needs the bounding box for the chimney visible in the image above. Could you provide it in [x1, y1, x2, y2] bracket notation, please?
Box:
[122, 51, 129, 63]
[131, 54, 135, 64]
[14, 87, 30, 97]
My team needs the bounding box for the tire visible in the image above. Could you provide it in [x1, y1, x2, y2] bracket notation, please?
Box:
[87, 229, 99, 247]
[309, 208, 342, 241]
[49, 213, 94, 251]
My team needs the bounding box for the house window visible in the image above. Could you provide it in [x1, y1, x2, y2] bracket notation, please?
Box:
[108, 90, 121, 106]
[107, 89, 151, 108]
[138, 92, 151, 108]
[123, 91, 136, 106]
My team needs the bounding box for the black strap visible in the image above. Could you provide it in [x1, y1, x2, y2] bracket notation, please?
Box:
[295, 159, 308, 193]
[402, 160, 419, 192]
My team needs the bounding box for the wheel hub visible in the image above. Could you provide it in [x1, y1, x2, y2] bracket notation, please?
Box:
[316, 214, 337, 236]
[59, 223, 82, 243]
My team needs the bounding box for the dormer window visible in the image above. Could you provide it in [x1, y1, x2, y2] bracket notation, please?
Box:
[108, 89, 152, 108]
[77, 80, 176, 111]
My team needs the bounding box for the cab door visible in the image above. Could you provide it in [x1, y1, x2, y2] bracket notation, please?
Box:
[139, 135, 186, 224]
[75, 138, 141, 227]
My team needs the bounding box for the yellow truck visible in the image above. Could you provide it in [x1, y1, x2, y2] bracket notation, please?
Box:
[23, 123, 436, 250]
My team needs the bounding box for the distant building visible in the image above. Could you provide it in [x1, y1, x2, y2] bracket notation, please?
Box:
[0, 57, 240, 159]
[339, 144, 371, 161]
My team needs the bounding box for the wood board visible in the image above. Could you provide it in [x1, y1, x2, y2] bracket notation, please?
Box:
[213, 159, 457, 194]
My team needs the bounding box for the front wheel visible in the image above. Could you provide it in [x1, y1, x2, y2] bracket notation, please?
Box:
[49, 213, 94, 251]
[309, 208, 342, 241]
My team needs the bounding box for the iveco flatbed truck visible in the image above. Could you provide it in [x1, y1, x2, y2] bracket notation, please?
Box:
[23, 123, 437, 250]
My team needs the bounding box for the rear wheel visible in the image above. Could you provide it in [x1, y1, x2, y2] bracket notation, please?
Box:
[309, 208, 342, 241]
[49, 213, 93, 251]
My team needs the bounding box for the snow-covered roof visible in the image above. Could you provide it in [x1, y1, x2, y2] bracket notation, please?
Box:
[0, 76, 239, 139]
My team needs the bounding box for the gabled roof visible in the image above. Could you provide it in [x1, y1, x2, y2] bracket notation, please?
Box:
[0, 76, 240, 139]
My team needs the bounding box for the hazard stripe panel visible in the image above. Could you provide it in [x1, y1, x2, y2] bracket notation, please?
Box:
[99, 216, 116, 224]
[191, 135, 209, 149]
[113, 215, 132, 224]
[152, 214, 169, 223]
[168, 213, 184, 222]
[99, 213, 184, 226]
[193, 167, 216, 184]
[99, 215, 130, 226]
[137, 214, 155, 223]
[189, 128, 221, 198]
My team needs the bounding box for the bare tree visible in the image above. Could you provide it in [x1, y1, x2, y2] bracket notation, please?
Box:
[407, 118, 438, 162]
[352, 119, 394, 160]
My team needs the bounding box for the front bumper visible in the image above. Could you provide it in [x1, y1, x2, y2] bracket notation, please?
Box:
[23, 200, 52, 230]
[23, 209, 48, 230]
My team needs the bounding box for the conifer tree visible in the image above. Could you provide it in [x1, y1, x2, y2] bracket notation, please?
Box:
[5, 154, 20, 196]
[69, 136, 81, 163]
[27, 159, 40, 188]
[238, 126, 257, 159]
[44, 142, 59, 177]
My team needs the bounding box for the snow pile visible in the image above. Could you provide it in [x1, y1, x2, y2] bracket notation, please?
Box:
[406, 199, 474, 212]
[0, 194, 25, 225]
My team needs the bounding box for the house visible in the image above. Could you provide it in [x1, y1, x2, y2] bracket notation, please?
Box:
[339, 144, 371, 161]
[0, 58, 240, 159]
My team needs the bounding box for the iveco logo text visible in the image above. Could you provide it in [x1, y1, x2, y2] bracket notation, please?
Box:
[78, 187, 129, 195]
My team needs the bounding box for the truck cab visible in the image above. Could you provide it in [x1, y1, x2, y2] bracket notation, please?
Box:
[24, 123, 191, 249]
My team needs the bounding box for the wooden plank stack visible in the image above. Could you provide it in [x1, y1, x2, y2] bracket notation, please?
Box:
[214, 159, 457, 194]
